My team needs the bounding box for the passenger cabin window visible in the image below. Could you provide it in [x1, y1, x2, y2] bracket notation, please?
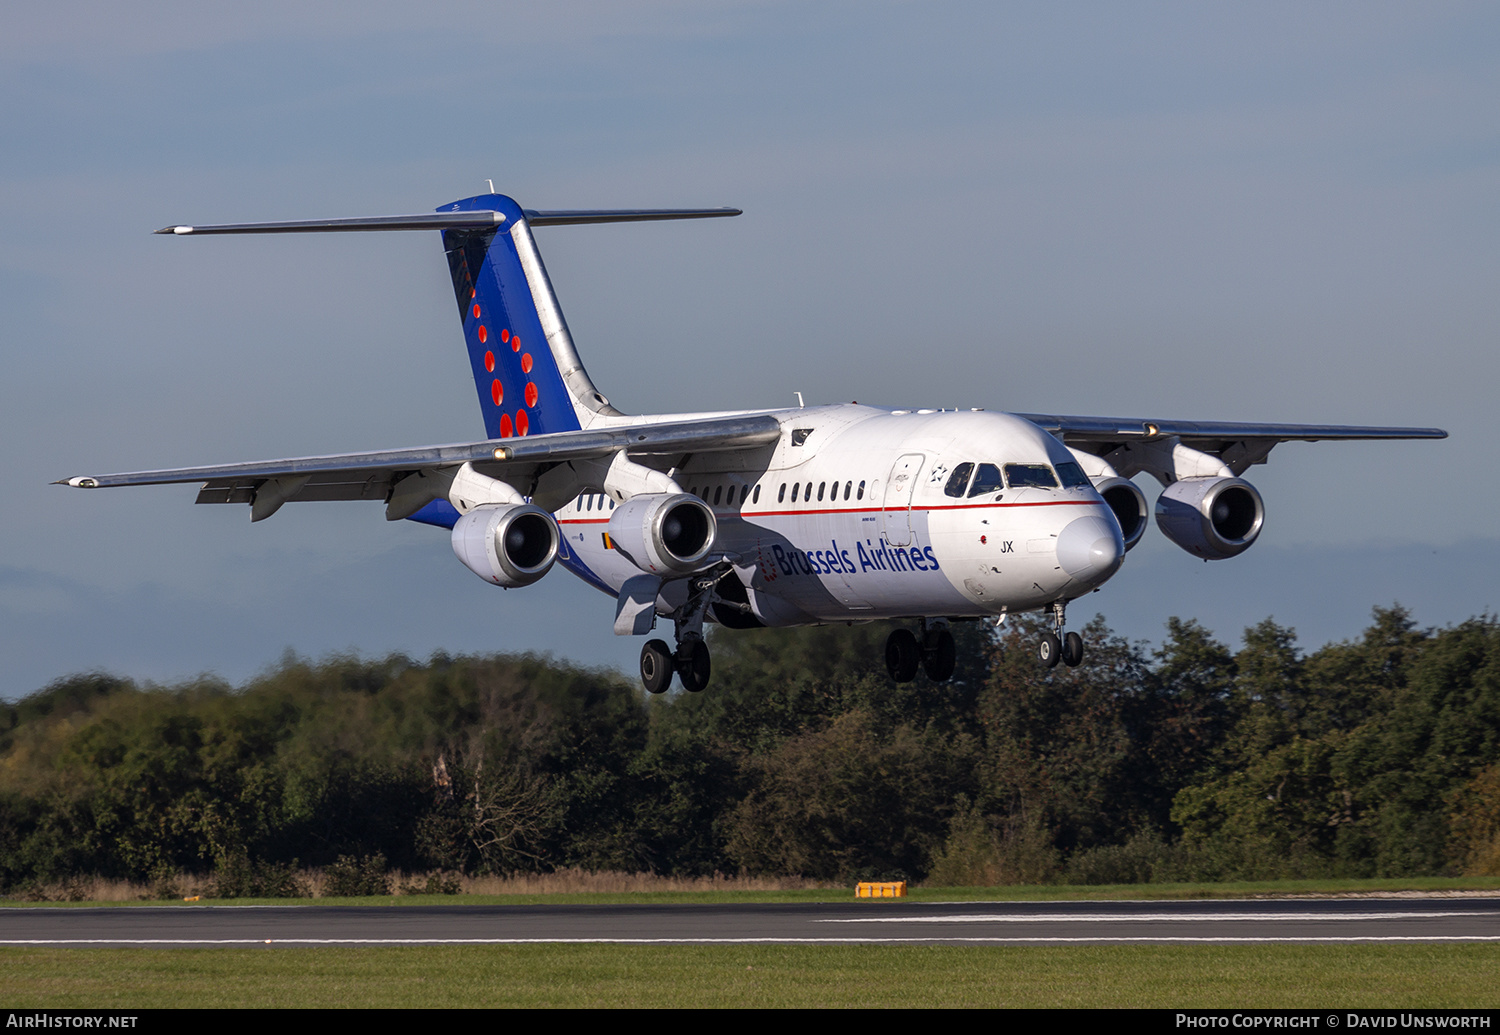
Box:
[817, 482, 825, 501]
[1055, 462, 1090, 489]
[791, 483, 800, 502]
[857, 480, 866, 500]
[714, 485, 723, 506]
[968, 463, 1004, 497]
[753, 485, 761, 504]
[778, 483, 786, 503]
[944, 463, 974, 498]
[1004, 464, 1059, 489]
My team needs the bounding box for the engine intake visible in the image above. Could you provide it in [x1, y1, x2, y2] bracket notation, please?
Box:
[1155, 476, 1265, 560]
[1093, 476, 1149, 551]
[606, 492, 718, 575]
[451, 503, 560, 586]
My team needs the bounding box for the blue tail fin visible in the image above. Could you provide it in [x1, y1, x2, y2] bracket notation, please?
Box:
[439, 193, 609, 438]
[154, 190, 739, 440]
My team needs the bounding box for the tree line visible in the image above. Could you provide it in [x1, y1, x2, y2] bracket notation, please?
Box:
[2, 605, 1497, 893]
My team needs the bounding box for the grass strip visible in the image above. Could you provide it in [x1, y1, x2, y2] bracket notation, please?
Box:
[2, 944, 1498, 1008]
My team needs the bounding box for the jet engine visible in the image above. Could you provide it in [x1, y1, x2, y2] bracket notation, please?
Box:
[451, 503, 560, 586]
[1093, 476, 1149, 551]
[606, 492, 718, 575]
[1154, 476, 1265, 560]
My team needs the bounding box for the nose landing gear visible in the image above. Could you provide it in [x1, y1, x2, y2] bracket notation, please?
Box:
[884, 619, 957, 683]
[1037, 601, 1085, 669]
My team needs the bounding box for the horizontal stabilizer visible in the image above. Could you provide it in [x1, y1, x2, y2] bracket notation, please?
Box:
[156, 208, 739, 236]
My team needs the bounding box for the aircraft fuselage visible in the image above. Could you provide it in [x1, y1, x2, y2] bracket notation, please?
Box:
[554, 405, 1126, 625]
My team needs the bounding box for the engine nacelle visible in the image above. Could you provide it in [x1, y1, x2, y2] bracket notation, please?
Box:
[1093, 476, 1149, 552]
[606, 492, 718, 575]
[450, 503, 560, 587]
[1155, 476, 1265, 560]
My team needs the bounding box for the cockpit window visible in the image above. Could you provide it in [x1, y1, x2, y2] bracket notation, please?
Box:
[968, 463, 1004, 497]
[1055, 462, 1090, 489]
[944, 463, 974, 498]
[1004, 463, 1059, 489]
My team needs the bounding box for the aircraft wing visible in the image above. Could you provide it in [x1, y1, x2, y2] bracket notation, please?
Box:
[1014, 413, 1448, 476]
[57, 413, 783, 510]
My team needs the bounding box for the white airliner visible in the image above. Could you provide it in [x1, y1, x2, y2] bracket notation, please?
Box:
[58, 191, 1446, 693]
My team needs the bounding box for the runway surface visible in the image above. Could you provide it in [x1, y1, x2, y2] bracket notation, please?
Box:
[3, 897, 1499, 946]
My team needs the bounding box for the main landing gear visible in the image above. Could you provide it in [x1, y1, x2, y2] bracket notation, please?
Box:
[885, 619, 957, 684]
[639, 565, 727, 695]
[1037, 601, 1084, 670]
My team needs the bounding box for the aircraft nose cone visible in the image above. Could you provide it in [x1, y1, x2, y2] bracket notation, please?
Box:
[1056, 514, 1124, 586]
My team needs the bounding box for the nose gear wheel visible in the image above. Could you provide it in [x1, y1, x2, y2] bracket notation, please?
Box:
[1038, 631, 1062, 668]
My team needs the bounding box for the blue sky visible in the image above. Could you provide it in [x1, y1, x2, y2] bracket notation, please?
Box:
[2, 2, 1496, 696]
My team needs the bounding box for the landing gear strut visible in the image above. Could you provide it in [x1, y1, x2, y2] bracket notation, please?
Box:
[885, 619, 956, 684]
[1037, 601, 1085, 669]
